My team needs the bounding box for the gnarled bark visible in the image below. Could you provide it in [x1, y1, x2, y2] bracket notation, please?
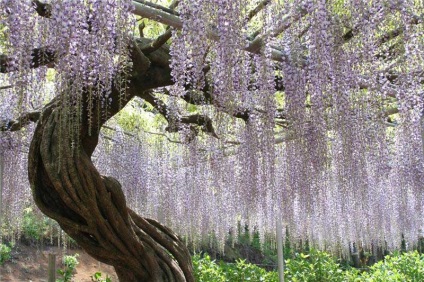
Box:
[27, 39, 194, 281]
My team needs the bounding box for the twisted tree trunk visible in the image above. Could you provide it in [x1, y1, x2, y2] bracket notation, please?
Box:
[27, 39, 195, 281]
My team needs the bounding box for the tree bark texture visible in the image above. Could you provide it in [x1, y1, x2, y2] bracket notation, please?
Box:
[27, 39, 195, 281]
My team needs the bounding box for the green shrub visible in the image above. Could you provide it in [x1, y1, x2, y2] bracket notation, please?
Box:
[0, 243, 11, 265]
[284, 249, 345, 282]
[57, 253, 79, 282]
[193, 254, 226, 281]
[91, 271, 112, 282]
[193, 253, 278, 282]
[358, 251, 424, 282]
[223, 259, 278, 282]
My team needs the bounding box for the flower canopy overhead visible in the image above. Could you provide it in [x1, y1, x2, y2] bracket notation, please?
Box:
[0, 0, 423, 263]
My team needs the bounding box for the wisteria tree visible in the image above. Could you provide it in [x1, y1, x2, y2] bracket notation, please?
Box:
[0, 0, 423, 281]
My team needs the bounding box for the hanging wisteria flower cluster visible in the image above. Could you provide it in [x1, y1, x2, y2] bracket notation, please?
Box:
[165, 0, 424, 252]
[0, 0, 134, 136]
[170, 0, 253, 109]
[0, 0, 423, 260]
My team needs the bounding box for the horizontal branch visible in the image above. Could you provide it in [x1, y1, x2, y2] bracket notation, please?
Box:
[11, 0, 416, 139]
[0, 85, 13, 91]
[133, 0, 179, 16]
[383, 107, 399, 116]
[161, 87, 250, 122]
[138, 91, 219, 138]
[247, 0, 271, 21]
[179, 114, 218, 138]
[142, 130, 183, 144]
[343, 11, 422, 44]
[0, 47, 56, 73]
[30, 0, 290, 62]
[102, 125, 183, 144]
[132, 2, 290, 62]
[246, 6, 308, 54]
[0, 111, 40, 131]
[133, 1, 183, 29]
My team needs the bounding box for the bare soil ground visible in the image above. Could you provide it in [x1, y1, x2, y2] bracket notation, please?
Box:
[0, 244, 118, 282]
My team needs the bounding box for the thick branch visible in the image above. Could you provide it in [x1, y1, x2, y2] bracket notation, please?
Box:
[0, 47, 56, 73]
[0, 85, 13, 91]
[133, 0, 179, 16]
[343, 13, 422, 44]
[132, 2, 289, 62]
[247, 0, 271, 21]
[30, 0, 288, 62]
[140, 28, 173, 54]
[0, 111, 40, 132]
[169, 0, 180, 10]
[138, 0, 179, 53]
[378, 14, 422, 45]
[32, 0, 52, 18]
[140, 91, 219, 138]
[383, 107, 399, 117]
[133, 2, 183, 29]
[180, 114, 218, 138]
[246, 6, 308, 53]
[129, 39, 151, 77]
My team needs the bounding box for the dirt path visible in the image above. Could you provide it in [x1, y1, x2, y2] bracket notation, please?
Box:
[0, 244, 118, 282]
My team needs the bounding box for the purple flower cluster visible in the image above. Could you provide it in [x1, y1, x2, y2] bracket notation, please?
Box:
[1, 0, 424, 255]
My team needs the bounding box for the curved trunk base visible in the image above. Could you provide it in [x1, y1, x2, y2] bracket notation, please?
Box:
[28, 95, 194, 281]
